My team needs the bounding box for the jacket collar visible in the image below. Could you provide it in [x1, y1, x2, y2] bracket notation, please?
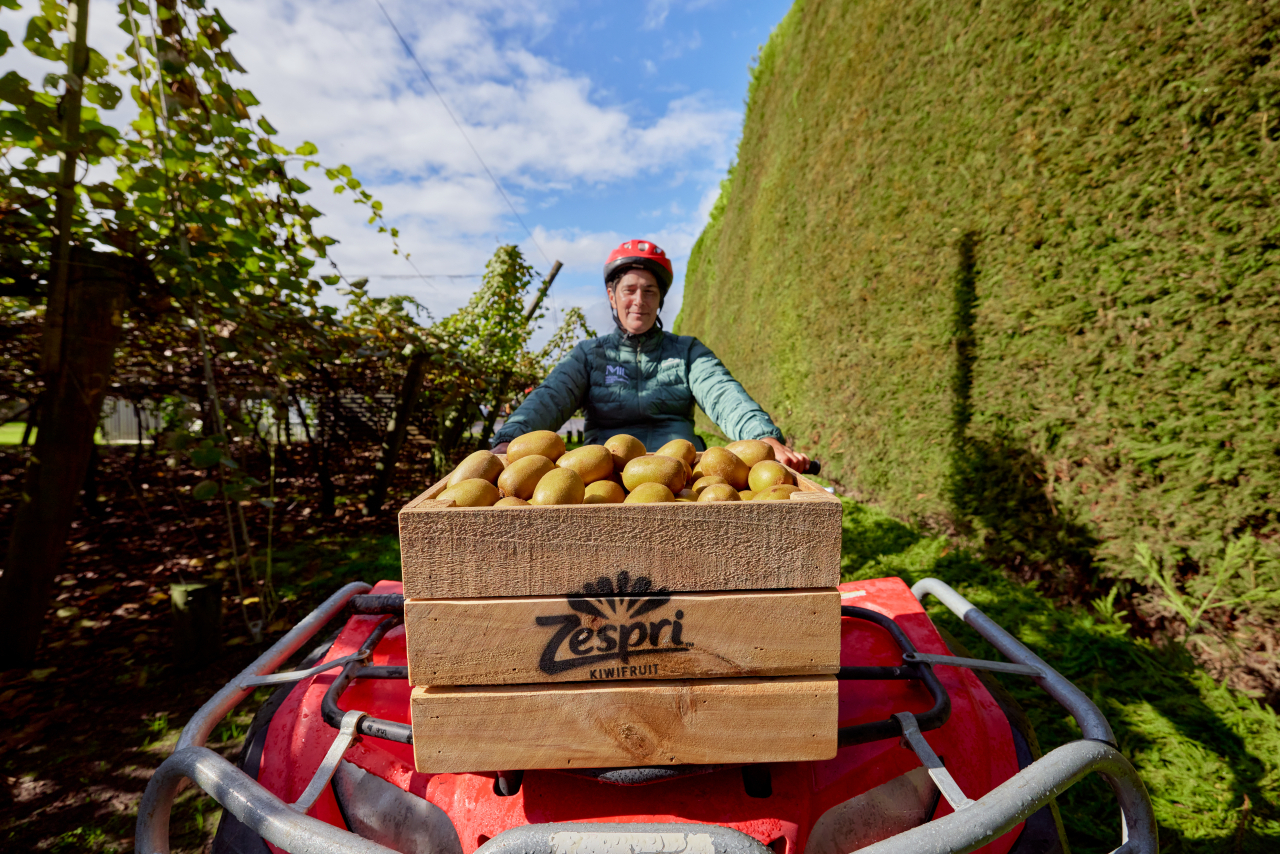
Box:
[610, 326, 665, 350]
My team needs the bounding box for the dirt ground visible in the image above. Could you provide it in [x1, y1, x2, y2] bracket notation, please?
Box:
[0, 440, 425, 852]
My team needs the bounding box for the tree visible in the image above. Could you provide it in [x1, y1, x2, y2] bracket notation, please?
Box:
[0, 0, 393, 665]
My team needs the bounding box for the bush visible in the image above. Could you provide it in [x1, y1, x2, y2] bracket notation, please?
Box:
[678, 0, 1280, 623]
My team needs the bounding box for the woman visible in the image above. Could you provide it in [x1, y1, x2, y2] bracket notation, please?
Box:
[492, 239, 809, 470]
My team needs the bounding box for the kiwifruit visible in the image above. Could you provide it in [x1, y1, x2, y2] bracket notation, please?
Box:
[507, 430, 566, 463]
[583, 480, 626, 504]
[604, 433, 646, 472]
[496, 454, 555, 500]
[755, 484, 801, 501]
[748, 460, 795, 493]
[725, 439, 775, 468]
[439, 478, 500, 507]
[693, 446, 750, 490]
[622, 454, 688, 494]
[448, 449, 504, 486]
[655, 438, 696, 466]
[697, 483, 741, 502]
[624, 482, 675, 503]
[690, 475, 728, 497]
[494, 496, 530, 507]
[530, 467, 585, 506]
[556, 444, 614, 484]
[739, 490, 757, 501]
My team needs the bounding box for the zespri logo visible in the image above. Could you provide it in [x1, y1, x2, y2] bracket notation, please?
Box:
[536, 571, 690, 678]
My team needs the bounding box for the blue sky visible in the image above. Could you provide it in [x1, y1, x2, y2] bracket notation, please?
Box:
[3, 0, 793, 338]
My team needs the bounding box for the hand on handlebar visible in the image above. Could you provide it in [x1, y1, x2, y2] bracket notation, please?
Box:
[762, 437, 810, 473]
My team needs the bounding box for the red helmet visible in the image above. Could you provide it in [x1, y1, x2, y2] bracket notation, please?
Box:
[604, 239, 673, 292]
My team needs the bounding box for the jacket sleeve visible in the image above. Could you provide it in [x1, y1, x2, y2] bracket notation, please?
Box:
[687, 339, 784, 442]
[491, 342, 591, 446]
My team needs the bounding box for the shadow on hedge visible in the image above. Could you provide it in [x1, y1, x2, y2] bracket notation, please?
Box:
[947, 230, 1100, 598]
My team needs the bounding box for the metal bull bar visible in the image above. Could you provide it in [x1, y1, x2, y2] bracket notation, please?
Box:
[136, 578, 1157, 854]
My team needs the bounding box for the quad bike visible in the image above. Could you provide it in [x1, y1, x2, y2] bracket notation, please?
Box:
[137, 575, 1156, 854]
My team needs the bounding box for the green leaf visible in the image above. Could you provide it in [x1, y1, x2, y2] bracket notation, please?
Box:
[84, 82, 122, 110]
[192, 480, 220, 501]
[295, 141, 318, 156]
[0, 116, 36, 143]
[256, 117, 278, 135]
[0, 71, 32, 106]
[190, 447, 223, 468]
[86, 49, 109, 80]
[0, 29, 12, 58]
[216, 51, 248, 73]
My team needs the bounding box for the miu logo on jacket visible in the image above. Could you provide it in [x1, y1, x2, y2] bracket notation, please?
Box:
[605, 365, 629, 385]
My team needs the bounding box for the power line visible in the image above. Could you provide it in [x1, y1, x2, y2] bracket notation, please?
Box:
[373, 0, 553, 269]
[367, 273, 482, 279]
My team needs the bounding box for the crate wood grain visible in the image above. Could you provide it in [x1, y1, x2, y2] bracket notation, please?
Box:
[399, 457, 841, 599]
[404, 588, 840, 686]
[409, 675, 838, 773]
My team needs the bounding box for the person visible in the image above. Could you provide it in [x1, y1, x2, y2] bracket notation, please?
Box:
[491, 240, 809, 470]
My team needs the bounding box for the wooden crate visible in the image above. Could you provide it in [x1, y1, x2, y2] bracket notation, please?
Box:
[410, 675, 838, 773]
[404, 588, 840, 686]
[399, 456, 842, 600]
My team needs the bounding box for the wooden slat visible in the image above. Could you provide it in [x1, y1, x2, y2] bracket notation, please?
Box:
[404, 588, 840, 686]
[399, 457, 841, 599]
[410, 675, 838, 773]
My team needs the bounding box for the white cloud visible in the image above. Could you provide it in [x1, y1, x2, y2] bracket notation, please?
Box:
[3, 0, 741, 334]
[644, 1, 673, 30]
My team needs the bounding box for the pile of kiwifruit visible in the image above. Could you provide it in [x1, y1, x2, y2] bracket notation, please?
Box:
[437, 430, 804, 507]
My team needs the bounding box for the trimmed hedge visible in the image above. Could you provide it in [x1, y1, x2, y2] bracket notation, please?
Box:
[678, 0, 1280, 610]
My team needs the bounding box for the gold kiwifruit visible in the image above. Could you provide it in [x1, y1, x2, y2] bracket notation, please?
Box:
[494, 496, 530, 507]
[692, 446, 750, 490]
[655, 438, 696, 467]
[697, 483, 741, 502]
[725, 439, 775, 468]
[690, 475, 728, 497]
[623, 482, 675, 503]
[448, 449, 505, 486]
[439, 478, 500, 507]
[748, 460, 795, 493]
[556, 444, 614, 484]
[622, 454, 688, 494]
[604, 433, 646, 472]
[496, 454, 555, 500]
[530, 467, 585, 506]
[755, 484, 802, 501]
[507, 430, 566, 463]
[583, 480, 626, 504]
[739, 489, 757, 501]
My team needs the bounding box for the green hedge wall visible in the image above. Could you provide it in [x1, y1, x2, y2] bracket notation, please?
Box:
[678, 0, 1280, 606]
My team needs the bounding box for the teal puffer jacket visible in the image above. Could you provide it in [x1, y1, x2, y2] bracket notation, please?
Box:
[492, 327, 783, 451]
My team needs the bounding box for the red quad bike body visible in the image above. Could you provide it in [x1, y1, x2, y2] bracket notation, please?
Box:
[139, 577, 1157, 854]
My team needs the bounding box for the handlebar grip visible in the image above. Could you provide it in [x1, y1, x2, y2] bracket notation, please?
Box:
[805, 460, 821, 476]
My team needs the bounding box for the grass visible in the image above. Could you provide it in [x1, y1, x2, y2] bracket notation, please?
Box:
[838, 496, 1280, 853]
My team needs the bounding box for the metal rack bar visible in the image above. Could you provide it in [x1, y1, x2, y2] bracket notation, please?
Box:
[836, 606, 951, 747]
[910, 578, 1116, 745]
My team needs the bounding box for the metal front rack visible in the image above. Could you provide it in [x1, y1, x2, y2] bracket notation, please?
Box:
[136, 579, 1157, 854]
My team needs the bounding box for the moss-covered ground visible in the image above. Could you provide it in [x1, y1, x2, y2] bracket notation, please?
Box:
[839, 496, 1280, 852]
